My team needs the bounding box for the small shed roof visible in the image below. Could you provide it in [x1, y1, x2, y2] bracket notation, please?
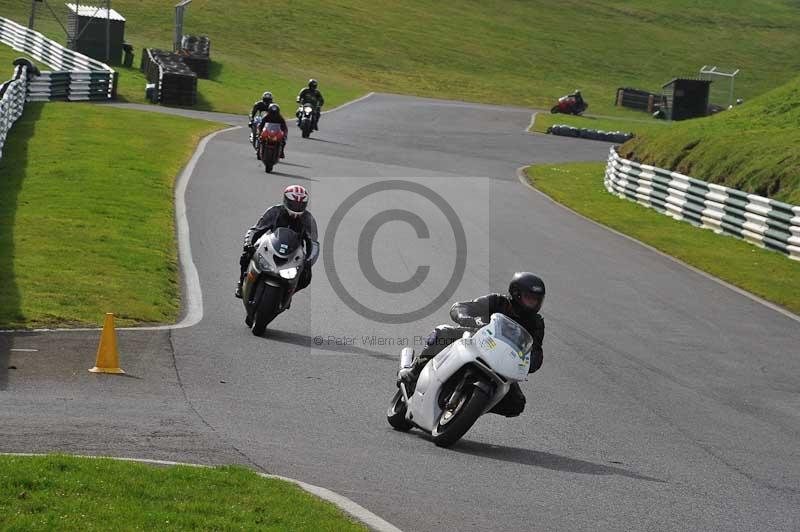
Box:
[662, 78, 712, 88]
[66, 3, 126, 22]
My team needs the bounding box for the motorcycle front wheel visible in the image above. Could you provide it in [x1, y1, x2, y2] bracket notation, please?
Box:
[431, 384, 490, 448]
[263, 145, 275, 173]
[550, 106, 560, 114]
[386, 390, 413, 431]
[252, 284, 282, 336]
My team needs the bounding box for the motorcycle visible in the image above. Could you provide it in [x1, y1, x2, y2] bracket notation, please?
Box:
[242, 227, 306, 336]
[387, 313, 533, 447]
[248, 112, 266, 151]
[551, 94, 588, 115]
[258, 122, 285, 173]
[296, 102, 317, 138]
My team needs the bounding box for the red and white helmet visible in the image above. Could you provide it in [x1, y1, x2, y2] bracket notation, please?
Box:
[283, 185, 309, 217]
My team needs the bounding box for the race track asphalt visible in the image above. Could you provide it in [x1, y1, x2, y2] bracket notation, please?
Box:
[2, 93, 799, 532]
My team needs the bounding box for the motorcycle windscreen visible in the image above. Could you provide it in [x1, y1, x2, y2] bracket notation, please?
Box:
[473, 314, 533, 380]
[268, 227, 301, 259]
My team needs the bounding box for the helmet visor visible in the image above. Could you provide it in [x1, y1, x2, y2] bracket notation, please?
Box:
[519, 292, 543, 311]
[284, 199, 306, 216]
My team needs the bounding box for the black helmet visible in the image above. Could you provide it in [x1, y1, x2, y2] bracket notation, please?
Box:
[262, 91, 273, 103]
[308, 79, 318, 89]
[268, 103, 280, 113]
[508, 272, 545, 314]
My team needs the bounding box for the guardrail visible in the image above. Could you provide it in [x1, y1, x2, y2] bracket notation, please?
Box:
[604, 147, 800, 260]
[0, 16, 115, 101]
[0, 62, 29, 160]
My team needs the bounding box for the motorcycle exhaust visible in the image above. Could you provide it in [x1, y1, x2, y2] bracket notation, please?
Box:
[400, 347, 415, 369]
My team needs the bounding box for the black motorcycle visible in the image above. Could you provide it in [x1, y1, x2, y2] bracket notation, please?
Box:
[296, 102, 318, 138]
[242, 228, 306, 335]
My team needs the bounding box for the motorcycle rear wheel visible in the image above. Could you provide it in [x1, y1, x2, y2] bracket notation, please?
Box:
[431, 385, 490, 448]
[386, 390, 413, 431]
[251, 284, 282, 336]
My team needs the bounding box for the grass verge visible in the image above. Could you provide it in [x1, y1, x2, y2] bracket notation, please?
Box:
[0, 103, 221, 329]
[524, 163, 800, 316]
[2, 0, 800, 115]
[0, 454, 366, 531]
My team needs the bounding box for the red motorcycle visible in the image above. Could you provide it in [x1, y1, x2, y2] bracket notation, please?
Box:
[258, 122, 285, 173]
[551, 94, 588, 115]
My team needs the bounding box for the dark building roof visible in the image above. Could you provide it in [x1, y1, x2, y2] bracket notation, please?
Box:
[662, 78, 713, 88]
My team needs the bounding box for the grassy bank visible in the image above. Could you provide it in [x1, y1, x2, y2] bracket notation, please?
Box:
[0, 102, 220, 329]
[0, 454, 365, 531]
[619, 75, 800, 204]
[524, 163, 800, 316]
[2, 0, 799, 114]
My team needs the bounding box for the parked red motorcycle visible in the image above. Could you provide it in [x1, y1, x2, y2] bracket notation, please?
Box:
[258, 122, 285, 173]
[551, 92, 588, 115]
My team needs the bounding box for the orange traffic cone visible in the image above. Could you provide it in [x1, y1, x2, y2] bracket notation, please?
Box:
[89, 313, 125, 374]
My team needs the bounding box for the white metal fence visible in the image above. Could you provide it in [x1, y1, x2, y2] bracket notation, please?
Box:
[604, 147, 800, 260]
[0, 63, 29, 160]
[0, 16, 115, 101]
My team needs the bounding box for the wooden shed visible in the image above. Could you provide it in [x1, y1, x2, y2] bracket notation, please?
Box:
[66, 3, 126, 65]
[661, 78, 712, 121]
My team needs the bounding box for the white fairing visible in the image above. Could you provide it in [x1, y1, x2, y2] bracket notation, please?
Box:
[405, 313, 531, 432]
[251, 232, 305, 277]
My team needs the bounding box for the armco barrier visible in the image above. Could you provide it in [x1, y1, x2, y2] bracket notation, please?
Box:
[0, 62, 29, 159]
[0, 16, 115, 101]
[604, 147, 800, 260]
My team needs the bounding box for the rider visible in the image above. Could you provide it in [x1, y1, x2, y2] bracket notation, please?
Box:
[399, 272, 546, 417]
[235, 185, 320, 299]
[296, 79, 324, 130]
[249, 91, 273, 123]
[568, 89, 585, 110]
[257, 103, 288, 159]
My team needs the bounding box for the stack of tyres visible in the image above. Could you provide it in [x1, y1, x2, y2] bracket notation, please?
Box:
[141, 48, 198, 106]
[546, 124, 634, 144]
[179, 35, 211, 78]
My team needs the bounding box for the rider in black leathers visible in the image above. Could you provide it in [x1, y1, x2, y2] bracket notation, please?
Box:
[250, 91, 273, 123]
[235, 185, 319, 299]
[399, 272, 546, 417]
[297, 79, 324, 130]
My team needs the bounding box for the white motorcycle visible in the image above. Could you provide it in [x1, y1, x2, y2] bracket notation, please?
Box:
[242, 227, 306, 336]
[387, 313, 533, 447]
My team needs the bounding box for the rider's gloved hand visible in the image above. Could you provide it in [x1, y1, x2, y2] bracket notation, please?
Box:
[397, 366, 417, 385]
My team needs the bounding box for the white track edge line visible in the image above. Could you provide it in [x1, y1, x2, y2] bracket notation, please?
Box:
[322, 91, 375, 114]
[0, 93, 378, 335]
[0, 453, 402, 532]
[516, 166, 800, 324]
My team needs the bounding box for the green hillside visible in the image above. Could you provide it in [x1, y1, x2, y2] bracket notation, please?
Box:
[2, 0, 799, 114]
[620, 75, 800, 204]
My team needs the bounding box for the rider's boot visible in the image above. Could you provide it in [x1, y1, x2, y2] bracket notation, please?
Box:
[234, 280, 243, 299]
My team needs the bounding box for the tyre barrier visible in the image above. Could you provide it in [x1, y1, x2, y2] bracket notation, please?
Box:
[141, 48, 197, 106]
[0, 62, 29, 160]
[547, 124, 634, 144]
[0, 16, 115, 101]
[604, 147, 800, 260]
[179, 35, 210, 78]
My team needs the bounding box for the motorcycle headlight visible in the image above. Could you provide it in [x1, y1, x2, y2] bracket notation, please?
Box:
[255, 252, 274, 272]
[279, 267, 298, 279]
[304, 106, 313, 113]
